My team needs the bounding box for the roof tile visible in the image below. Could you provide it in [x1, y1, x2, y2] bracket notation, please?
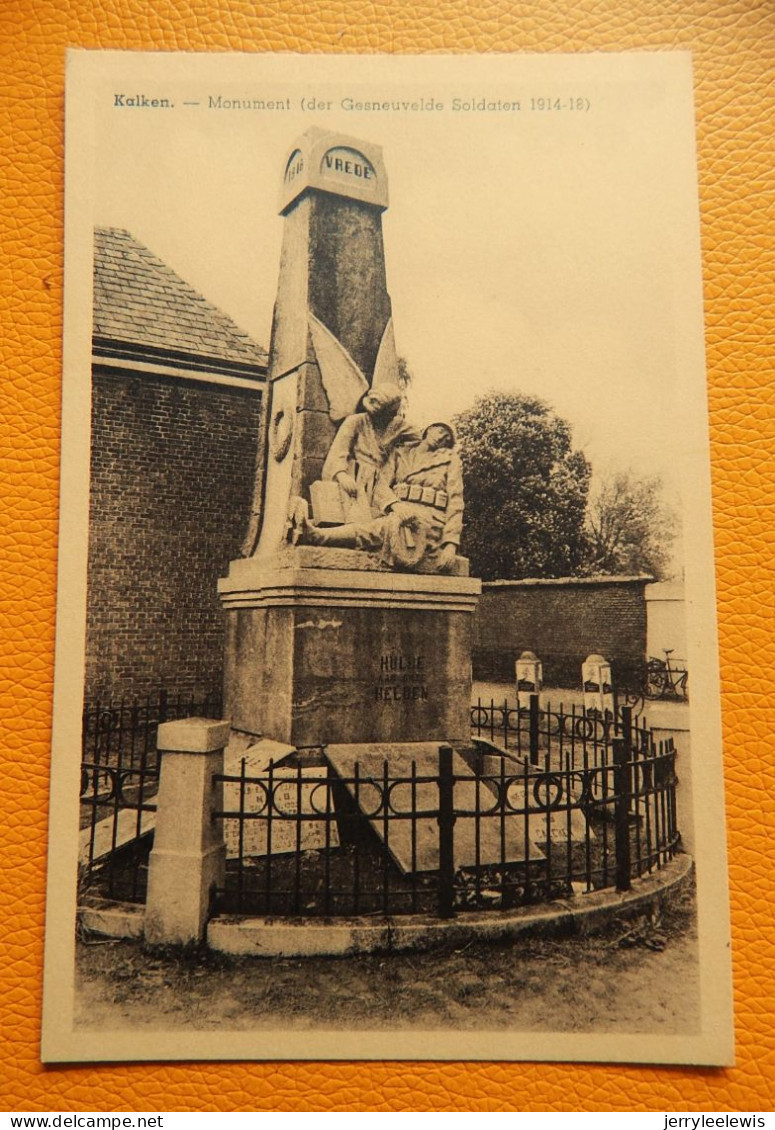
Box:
[93, 227, 268, 367]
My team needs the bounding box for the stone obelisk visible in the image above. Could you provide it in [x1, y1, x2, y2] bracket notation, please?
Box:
[219, 128, 480, 748]
[242, 128, 395, 560]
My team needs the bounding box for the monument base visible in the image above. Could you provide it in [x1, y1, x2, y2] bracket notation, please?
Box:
[218, 549, 481, 747]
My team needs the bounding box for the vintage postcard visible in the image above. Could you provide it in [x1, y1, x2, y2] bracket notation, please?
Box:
[43, 49, 733, 1064]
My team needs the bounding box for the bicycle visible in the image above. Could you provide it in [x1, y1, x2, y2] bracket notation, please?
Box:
[646, 649, 688, 700]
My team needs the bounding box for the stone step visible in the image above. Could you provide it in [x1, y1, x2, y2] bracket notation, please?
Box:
[78, 808, 155, 865]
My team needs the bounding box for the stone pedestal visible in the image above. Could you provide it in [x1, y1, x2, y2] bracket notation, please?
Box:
[219, 549, 481, 748]
[229, 129, 482, 756]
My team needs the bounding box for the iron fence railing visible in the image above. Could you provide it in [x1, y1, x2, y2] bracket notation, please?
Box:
[470, 696, 652, 768]
[82, 688, 223, 770]
[79, 688, 222, 902]
[212, 707, 679, 920]
[78, 694, 680, 918]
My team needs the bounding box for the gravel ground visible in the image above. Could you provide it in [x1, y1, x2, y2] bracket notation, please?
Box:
[75, 879, 698, 1035]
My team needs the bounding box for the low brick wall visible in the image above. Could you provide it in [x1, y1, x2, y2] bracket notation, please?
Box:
[473, 576, 650, 688]
[85, 368, 262, 703]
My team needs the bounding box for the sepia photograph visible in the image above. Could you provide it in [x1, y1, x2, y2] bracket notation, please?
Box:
[42, 49, 732, 1065]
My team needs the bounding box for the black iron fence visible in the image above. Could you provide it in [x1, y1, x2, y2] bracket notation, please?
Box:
[82, 689, 223, 770]
[470, 695, 639, 767]
[79, 689, 222, 902]
[78, 693, 680, 919]
[212, 705, 679, 920]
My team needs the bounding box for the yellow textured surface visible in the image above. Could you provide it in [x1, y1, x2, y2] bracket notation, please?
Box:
[1, 0, 773, 1113]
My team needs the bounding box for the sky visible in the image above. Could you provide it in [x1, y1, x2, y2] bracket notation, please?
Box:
[85, 52, 708, 523]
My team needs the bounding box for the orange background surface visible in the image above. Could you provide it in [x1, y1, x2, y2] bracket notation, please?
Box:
[1, 0, 773, 1113]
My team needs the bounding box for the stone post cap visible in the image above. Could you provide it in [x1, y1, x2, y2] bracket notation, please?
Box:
[156, 717, 231, 754]
[279, 126, 388, 215]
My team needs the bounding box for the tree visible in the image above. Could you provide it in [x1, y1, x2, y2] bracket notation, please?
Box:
[583, 470, 677, 579]
[453, 391, 591, 580]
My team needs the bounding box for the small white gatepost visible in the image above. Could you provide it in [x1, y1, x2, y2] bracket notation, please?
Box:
[144, 717, 229, 946]
[515, 650, 542, 710]
[582, 653, 614, 715]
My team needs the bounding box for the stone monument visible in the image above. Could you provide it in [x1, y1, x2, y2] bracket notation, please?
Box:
[218, 128, 481, 750]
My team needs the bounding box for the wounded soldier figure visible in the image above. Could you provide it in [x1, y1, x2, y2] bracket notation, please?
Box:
[289, 422, 463, 573]
[321, 381, 419, 523]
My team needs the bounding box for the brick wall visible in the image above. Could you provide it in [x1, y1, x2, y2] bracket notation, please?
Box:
[85, 368, 262, 704]
[473, 577, 649, 688]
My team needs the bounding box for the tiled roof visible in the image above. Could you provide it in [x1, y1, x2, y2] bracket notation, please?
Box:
[93, 227, 268, 368]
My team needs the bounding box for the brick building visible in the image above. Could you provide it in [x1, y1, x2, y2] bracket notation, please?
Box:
[86, 228, 267, 704]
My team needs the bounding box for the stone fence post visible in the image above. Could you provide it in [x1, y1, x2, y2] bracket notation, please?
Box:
[144, 717, 230, 947]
